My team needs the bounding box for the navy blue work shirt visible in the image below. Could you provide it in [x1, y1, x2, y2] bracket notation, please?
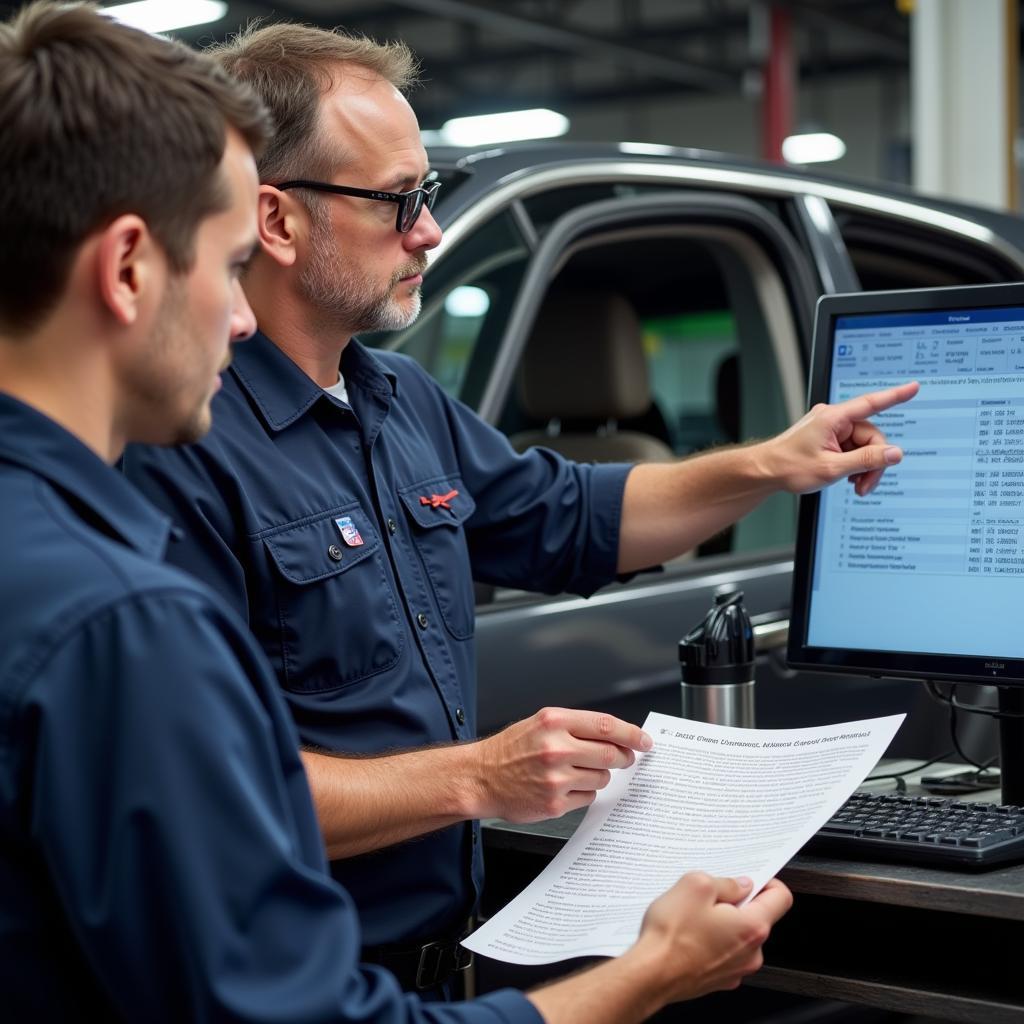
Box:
[0, 393, 538, 1024]
[123, 332, 631, 946]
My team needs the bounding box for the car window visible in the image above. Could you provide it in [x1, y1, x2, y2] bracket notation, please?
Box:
[361, 210, 529, 407]
[642, 309, 737, 456]
[831, 209, 1022, 289]
[499, 225, 802, 559]
[522, 184, 629, 232]
[369, 190, 810, 574]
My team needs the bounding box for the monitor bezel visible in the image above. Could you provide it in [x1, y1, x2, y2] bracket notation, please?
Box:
[787, 281, 1024, 688]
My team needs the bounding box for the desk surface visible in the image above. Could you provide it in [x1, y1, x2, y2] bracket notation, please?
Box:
[484, 808, 1024, 922]
[482, 793, 1024, 1023]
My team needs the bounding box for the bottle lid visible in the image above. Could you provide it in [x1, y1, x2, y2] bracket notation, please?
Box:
[679, 589, 755, 686]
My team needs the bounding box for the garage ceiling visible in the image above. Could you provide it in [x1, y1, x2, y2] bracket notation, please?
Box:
[0, 0, 928, 131]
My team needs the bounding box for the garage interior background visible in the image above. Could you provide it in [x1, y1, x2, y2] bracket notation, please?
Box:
[7, 1, 1019, 206]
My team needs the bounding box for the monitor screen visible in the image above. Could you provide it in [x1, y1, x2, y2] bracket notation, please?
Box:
[788, 282, 1024, 687]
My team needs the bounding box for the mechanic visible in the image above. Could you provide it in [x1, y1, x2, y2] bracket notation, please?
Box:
[121, 19, 915, 995]
[0, 5, 793, 1022]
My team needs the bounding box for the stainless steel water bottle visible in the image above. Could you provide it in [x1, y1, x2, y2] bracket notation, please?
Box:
[679, 590, 756, 727]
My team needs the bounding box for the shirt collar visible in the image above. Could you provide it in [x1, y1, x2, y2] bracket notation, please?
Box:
[228, 331, 398, 433]
[0, 393, 172, 560]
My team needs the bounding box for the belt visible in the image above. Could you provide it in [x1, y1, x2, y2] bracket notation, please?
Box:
[361, 931, 474, 992]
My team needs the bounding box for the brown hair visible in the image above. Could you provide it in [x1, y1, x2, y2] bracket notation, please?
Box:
[208, 21, 419, 184]
[0, 2, 273, 335]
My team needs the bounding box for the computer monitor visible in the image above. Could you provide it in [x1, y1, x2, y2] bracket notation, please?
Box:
[787, 282, 1024, 804]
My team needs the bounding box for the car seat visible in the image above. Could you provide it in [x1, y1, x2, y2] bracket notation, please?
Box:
[509, 287, 675, 463]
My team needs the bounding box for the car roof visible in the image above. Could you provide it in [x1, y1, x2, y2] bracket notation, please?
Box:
[425, 140, 1024, 252]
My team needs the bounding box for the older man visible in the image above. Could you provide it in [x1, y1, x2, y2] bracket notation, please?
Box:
[122, 20, 913, 995]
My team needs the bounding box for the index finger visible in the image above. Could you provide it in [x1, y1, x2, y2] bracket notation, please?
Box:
[832, 380, 919, 423]
[564, 710, 654, 752]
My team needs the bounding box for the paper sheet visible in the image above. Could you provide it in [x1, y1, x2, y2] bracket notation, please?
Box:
[464, 711, 904, 964]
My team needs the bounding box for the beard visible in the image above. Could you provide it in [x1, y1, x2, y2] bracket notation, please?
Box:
[298, 201, 427, 335]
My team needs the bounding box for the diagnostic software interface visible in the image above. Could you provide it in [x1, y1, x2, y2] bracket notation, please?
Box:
[807, 301, 1024, 661]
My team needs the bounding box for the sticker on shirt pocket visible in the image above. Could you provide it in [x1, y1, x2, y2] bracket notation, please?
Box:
[334, 515, 364, 547]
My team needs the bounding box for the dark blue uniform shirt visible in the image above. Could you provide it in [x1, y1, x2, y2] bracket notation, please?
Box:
[0, 393, 538, 1024]
[123, 332, 631, 945]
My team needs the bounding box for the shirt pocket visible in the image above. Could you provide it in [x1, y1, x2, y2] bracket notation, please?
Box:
[260, 502, 403, 692]
[397, 475, 478, 641]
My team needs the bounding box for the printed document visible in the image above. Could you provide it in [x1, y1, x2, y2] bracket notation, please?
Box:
[463, 711, 903, 964]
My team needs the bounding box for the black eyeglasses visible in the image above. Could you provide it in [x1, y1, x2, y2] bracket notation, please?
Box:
[275, 174, 442, 233]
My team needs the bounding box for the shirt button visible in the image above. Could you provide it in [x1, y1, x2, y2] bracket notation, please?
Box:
[327, 544, 343, 562]
[387, 518, 397, 534]
[455, 706, 466, 725]
[416, 612, 429, 629]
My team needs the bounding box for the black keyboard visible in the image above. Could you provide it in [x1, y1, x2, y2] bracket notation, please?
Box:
[803, 792, 1024, 870]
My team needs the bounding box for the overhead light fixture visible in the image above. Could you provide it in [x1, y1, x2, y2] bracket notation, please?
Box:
[782, 132, 847, 165]
[619, 142, 677, 157]
[102, 1, 228, 34]
[429, 108, 569, 147]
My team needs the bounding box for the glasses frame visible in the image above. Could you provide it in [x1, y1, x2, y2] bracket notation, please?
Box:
[274, 174, 441, 233]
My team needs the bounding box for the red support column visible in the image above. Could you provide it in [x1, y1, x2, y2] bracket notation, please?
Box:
[761, 5, 795, 164]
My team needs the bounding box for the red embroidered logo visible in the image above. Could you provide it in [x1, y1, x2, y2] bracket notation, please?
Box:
[419, 489, 459, 510]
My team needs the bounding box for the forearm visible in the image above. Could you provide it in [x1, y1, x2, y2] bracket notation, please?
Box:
[617, 382, 919, 573]
[617, 443, 776, 572]
[304, 708, 653, 858]
[301, 743, 485, 859]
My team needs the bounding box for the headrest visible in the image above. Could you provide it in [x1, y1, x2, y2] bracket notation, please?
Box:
[518, 288, 651, 421]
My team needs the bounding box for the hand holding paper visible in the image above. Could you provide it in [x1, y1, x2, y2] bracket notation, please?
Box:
[471, 707, 653, 822]
[634, 873, 792, 998]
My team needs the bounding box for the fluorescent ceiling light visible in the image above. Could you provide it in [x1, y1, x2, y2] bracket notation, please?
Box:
[619, 142, 676, 157]
[782, 132, 847, 165]
[434, 108, 569, 147]
[445, 286, 490, 319]
[103, 1, 228, 34]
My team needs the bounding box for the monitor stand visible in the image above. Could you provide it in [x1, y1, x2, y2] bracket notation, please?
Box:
[999, 687, 1024, 806]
